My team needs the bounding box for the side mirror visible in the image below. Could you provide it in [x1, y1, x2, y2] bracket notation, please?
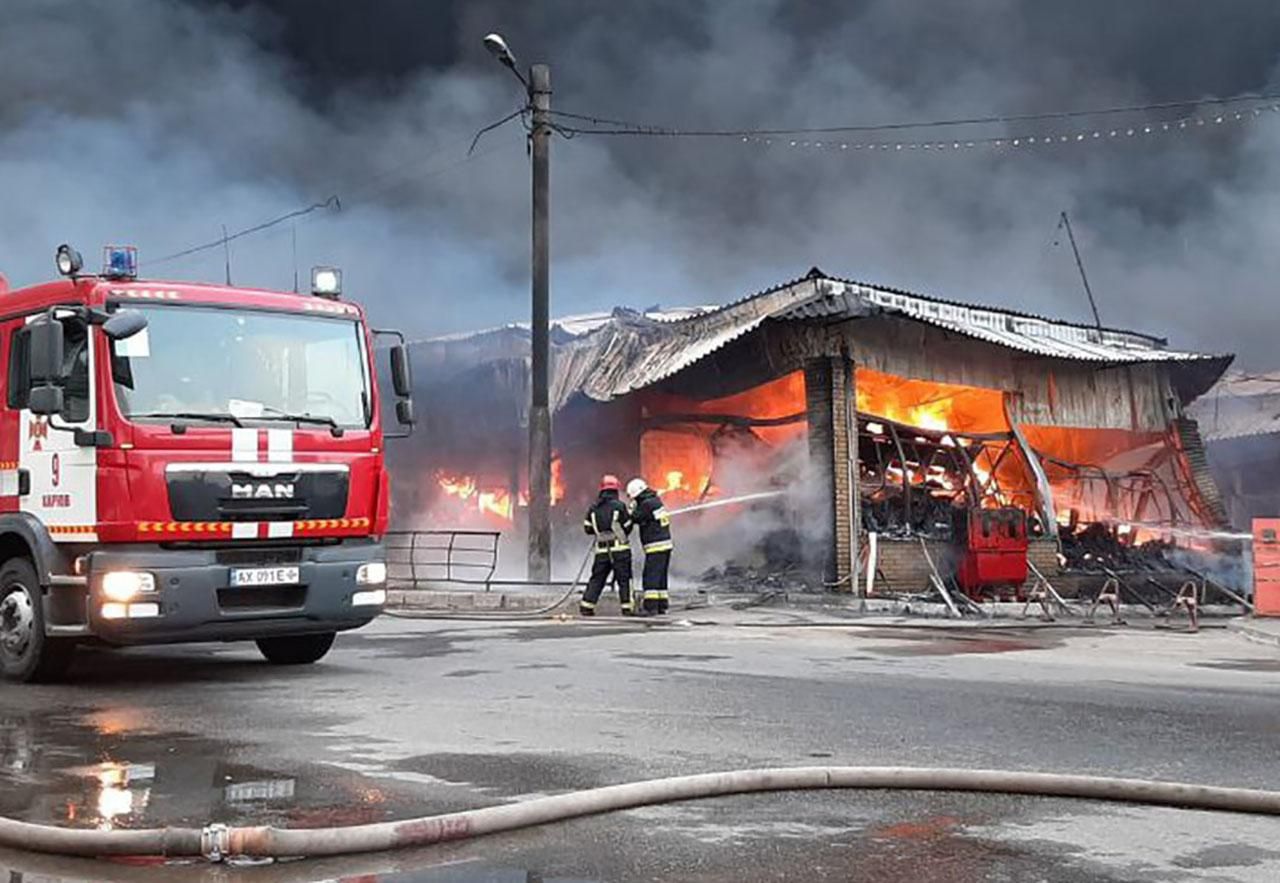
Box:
[390, 345, 412, 398]
[28, 385, 64, 416]
[28, 315, 67, 383]
[103, 309, 148, 341]
[396, 399, 416, 426]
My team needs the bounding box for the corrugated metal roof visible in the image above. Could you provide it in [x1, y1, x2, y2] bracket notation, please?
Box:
[418, 270, 1230, 408]
[783, 276, 1217, 363]
[1187, 372, 1280, 441]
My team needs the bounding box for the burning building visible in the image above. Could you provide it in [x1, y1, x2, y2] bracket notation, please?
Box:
[397, 269, 1232, 593]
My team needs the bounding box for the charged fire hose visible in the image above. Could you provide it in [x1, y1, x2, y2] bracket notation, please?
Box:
[384, 543, 596, 621]
[3, 766, 1280, 861]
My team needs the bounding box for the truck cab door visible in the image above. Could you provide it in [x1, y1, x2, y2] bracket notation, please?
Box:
[18, 314, 98, 542]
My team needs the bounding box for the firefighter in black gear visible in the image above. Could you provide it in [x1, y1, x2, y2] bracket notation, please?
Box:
[627, 478, 672, 615]
[580, 474, 635, 616]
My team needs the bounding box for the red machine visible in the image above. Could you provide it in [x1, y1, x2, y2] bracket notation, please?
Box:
[0, 246, 414, 681]
[952, 507, 1030, 600]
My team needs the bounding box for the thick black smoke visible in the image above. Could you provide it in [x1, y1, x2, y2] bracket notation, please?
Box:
[3, 0, 1280, 365]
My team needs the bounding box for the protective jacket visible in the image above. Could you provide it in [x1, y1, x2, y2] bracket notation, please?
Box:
[583, 490, 633, 554]
[630, 488, 673, 553]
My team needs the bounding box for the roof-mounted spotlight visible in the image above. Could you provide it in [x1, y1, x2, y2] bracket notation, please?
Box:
[56, 244, 84, 278]
[311, 266, 342, 300]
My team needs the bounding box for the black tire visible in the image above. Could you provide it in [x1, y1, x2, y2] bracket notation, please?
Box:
[0, 558, 75, 683]
[255, 632, 336, 665]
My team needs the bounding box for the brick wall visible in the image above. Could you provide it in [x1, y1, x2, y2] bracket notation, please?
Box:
[871, 536, 1061, 594]
[805, 356, 857, 586]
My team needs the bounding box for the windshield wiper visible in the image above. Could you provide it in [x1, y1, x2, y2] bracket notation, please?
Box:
[131, 411, 244, 428]
[258, 406, 344, 436]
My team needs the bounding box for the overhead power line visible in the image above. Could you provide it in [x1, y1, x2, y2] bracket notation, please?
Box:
[149, 107, 527, 271]
[149, 196, 341, 267]
[549, 89, 1280, 138]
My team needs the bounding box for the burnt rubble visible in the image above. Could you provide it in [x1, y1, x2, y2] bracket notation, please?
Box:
[1058, 522, 1178, 572]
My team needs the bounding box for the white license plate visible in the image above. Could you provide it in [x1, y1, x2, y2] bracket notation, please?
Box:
[230, 566, 300, 587]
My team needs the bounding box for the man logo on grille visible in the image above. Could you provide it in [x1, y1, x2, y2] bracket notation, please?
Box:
[231, 482, 296, 500]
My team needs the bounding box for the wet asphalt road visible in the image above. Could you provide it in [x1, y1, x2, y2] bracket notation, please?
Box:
[2, 609, 1280, 882]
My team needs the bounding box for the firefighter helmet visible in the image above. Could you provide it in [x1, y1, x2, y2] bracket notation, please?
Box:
[626, 478, 647, 499]
[599, 474, 621, 492]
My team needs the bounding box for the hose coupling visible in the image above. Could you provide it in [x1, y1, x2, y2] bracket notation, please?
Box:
[201, 823, 230, 862]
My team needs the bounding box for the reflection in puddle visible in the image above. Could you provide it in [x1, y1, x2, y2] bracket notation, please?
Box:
[225, 778, 297, 803]
[93, 762, 153, 828]
[0, 712, 430, 835]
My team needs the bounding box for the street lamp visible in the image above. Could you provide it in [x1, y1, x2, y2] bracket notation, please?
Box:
[484, 32, 553, 584]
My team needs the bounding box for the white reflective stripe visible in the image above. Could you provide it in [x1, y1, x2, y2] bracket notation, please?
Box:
[267, 430, 293, 463]
[232, 522, 259, 539]
[0, 471, 17, 496]
[232, 429, 258, 462]
[267, 522, 294, 539]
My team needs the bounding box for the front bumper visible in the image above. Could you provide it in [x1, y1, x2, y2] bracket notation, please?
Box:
[81, 540, 385, 645]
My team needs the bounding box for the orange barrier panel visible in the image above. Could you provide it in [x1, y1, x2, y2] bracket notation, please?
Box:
[1253, 518, 1280, 617]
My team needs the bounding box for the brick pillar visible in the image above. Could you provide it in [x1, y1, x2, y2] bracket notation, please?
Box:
[805, 356, 857, 587]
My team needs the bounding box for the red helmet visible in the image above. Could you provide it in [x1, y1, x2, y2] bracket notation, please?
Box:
[599, 474, 621, 492]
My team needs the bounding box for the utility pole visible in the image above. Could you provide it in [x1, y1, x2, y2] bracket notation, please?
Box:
[483, 34, 553, 583]
[527, 62, 553, 584]
[1058, 211, 1103, 332]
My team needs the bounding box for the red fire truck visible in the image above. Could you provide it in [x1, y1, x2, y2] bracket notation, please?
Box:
[0, 245, 414, 682]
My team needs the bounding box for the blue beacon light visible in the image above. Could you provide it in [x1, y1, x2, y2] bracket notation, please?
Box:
[102, 245, 139, 280]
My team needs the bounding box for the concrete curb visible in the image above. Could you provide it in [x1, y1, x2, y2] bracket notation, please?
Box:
[386, 588, 571, 612]
[1227, 617, 1280, 650]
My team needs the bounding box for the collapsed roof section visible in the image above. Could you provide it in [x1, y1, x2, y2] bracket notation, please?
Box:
[1186, 371, 1280, 442]
[425, 268, 1232, 411]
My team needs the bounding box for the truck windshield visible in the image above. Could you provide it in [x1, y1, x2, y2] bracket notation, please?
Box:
[110, 305, 371, 429]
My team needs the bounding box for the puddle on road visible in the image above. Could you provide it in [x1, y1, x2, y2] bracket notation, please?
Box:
[854, 628, 1062, 657]
[1191, 657, 1280, 672]
[612, 652, 731, 662]
[0, 711, 429, 832]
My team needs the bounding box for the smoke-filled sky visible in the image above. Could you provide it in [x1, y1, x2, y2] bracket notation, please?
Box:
[4, 0, 1280, 366]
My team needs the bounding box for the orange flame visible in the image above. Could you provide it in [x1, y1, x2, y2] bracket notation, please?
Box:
[433, 456, 566, 524]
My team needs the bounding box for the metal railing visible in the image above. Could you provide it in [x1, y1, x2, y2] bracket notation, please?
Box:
[386, 530, 500, 590]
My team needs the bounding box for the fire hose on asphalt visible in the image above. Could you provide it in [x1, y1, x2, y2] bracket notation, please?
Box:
[3, 766, 1280, 861]
[385, 491, 785, 621]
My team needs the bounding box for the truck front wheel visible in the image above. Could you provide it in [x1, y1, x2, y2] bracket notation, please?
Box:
[0, 559, 75, 683]
[255, 632, 336, 665]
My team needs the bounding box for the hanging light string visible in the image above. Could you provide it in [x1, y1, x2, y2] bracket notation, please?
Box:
[549, 92, 1280, 154]
[738, 103, 1279, 154]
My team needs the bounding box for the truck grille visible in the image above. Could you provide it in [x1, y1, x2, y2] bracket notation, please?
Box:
[214, 547, 303, 567]
[167, 466, 348, 522]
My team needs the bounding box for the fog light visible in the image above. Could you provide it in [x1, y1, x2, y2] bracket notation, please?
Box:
[128, 603, 160, 619]
[352, 589, 387, 607]
[100, 602, 128, 620]
[102, 571, 156, 602]
[356, 562, 387, 586]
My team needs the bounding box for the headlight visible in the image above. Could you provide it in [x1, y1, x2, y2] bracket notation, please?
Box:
[102, 571, 156, 602]
[356, 562, 387, 586]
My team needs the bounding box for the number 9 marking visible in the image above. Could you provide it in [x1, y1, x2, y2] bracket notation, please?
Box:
[51, 453, 60, 488]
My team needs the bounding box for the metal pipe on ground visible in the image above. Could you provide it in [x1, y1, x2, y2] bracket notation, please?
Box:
[6, 767, 1280, 861]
